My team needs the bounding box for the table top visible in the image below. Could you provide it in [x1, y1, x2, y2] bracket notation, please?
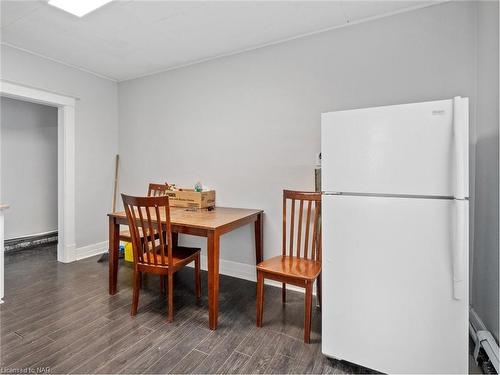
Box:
[108, 206, 262, 230]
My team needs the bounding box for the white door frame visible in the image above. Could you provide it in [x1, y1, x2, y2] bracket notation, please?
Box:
[0, 80, 76, 263]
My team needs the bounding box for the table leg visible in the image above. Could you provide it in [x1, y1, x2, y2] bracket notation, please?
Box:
[108, 216, 119, 295]
[172, 232, 179, 247]
[207, 230, 220, 330]
[254, 212, 263, 264]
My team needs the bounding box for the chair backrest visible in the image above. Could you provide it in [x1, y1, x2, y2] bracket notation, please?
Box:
[121, 194, 173, 267]
[147, 183, 170, 197]
[282, 190, 321, 261]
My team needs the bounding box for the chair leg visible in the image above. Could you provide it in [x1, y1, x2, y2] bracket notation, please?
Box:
[167, 272, 174, 322]
[282, 283, 286, 304]
[195, 254, 201, 301]
[304, 281, 313, 343]
[316, 273, 322, 309]
[256, 270, 264, 327]
[131, 270, 141, 316]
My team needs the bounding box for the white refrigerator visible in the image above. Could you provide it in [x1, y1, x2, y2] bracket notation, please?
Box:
[321, 97, 469, 374]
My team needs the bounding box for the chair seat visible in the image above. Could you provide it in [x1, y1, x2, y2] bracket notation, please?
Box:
[257, 256, 321, 280]
[140, 245, 200, 267]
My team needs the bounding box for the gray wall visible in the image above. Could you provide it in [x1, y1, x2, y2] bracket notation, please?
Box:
[118, 1, 477, 267]
[472, 0, 499, 341]
[1, 97, 58, 239]
[1, 44, 119, 248]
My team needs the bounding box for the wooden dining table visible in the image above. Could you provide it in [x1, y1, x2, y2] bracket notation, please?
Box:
[107, 206, 263, 330]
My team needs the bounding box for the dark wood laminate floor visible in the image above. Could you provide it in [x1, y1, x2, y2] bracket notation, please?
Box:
[0, 246, 369, 374]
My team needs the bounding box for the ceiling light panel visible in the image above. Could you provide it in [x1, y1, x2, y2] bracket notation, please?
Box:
[48, 0, 113, 17]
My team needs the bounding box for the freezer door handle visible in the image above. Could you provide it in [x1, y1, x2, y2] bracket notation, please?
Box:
[453, 96, 469, 199]
[452, 200, 467, 300]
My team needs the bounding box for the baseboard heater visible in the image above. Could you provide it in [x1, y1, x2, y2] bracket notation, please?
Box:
[4, 231, 58, 252]
[470, 307, 499, 374]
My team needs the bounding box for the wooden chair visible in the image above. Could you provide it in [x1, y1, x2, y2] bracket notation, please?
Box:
[147, 183, 171, 197]
[119, 183, 170, 241]
[121, 194, 201, 321]
[256, 190, 321, 343]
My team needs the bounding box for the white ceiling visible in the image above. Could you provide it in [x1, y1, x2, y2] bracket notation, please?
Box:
[1, 0, 439, 82]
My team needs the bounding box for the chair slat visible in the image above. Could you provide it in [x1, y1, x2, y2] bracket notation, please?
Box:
[289, 199, 295, 257]
[155, 205, 166, 266]
[136, 207, 149, 264]
[311, 201, 320, 261]
[296, 200, 303, 258]
[129, 206, 141, 263]
[282, 194, 287, 256]
[145, 206, 158, 266]
[304, 200, 312, 259]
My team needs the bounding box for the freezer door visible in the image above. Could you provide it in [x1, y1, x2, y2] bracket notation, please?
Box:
[321, 195, 468, 374]
[321, 98, 469, 198]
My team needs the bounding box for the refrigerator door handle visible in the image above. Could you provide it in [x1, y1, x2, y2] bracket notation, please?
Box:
[453, 96, 469, 199]
[452, 200, 467, 300]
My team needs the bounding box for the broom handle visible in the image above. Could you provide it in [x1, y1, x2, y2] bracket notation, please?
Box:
[112, 154, 119, 213]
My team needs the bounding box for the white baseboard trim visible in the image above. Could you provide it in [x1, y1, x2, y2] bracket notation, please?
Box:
[76, 241, 107, 260]
[188, 255, 316, 295]
[76, 241, 316, 295]
[193, 254, 256, 282]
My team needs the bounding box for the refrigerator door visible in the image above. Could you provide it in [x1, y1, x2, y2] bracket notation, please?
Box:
[321, 97, 469, 198]
[322, 195, 468, 374]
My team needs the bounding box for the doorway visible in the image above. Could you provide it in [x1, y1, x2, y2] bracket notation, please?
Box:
[2, 97, 58, 253]
[0, 80, 76, 303]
